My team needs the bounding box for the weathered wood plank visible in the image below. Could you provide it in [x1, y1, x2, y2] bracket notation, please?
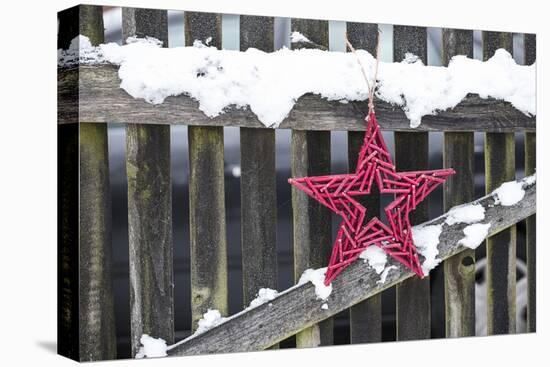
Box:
[393, 25, 431, 341]
[291, 18, 333, 348]
[442, 28, 476, 338]
[59, 64, 535, 132]
[79, 123, 117, 361]
[58, 8, 82, 361]
[291, 19, 329, 50]
[240, 15, 274, 52]
[186, 11, 228, 333]
[185, 11, 222, 49]
[524, 32, 536, 333]
[239, 16, 278, 314]
[346, 21, 382, 344]
[168, 179, 536, 355]
[525, 131, 536, 333]
[483, 31, 516, 335]
[188, 125, 228, 330]
[57, 5, 117, 361]
[58, 122, 79, 361]
[122, 7, 168, 45]
[291, 131, 333, 348]
[122, 8, 174, 356]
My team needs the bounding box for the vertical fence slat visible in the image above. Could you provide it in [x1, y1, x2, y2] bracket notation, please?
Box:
[185, 12, 228, 331]
[58, 9, 81, 360]
[346, 21, 382, 344]
[483, 31, 516, 335]
[441, 29, 476, 338]
[290, 18, 333, 348]
[58, 5, 117, 361]
[239, 15, 279, 329]
[393, 25, 431, 341]
[121, 8, 174, 356]
[524, 33, 536, 333]
[58, 120, 79, 360]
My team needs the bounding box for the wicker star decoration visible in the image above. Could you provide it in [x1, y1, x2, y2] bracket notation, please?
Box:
[288, 111, 455, 285]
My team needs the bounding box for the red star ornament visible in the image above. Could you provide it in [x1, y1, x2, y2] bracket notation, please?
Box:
[289, 111, 455, 285]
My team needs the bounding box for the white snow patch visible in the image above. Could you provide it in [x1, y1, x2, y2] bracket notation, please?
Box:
[195, 309, 228, 335]
[246, 288, 279, 310]
[126, 35, 163, 47]
[321, 303, 329, 310]
[493, 180, 525, 206]
[290, 31, 311, 43]
[445, 203, 485, 225]
[298, 267, 332, 300]
[412, 224, 443, 275]
[135, 334, 167, 359]
[459, 223, 491, 249]
[524, 173, 536, 185]
[231, 165, 241, 178]
[378, 265, 398, 284]
[59, 36, 535, 128]
[359, 245, 388, 274]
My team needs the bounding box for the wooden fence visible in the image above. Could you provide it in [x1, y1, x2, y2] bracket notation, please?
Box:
[57, 5, 536, 361]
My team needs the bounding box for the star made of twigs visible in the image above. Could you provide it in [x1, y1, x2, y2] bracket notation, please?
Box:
[288, 111, 455, 285]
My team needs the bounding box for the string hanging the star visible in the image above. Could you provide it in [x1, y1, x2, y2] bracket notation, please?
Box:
[288, 32, 455, 286]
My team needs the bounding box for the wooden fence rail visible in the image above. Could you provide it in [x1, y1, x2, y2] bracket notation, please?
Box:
[58, 65, 535, 132]
[57, 5, 536, 362]
[168, 178, 536, 355]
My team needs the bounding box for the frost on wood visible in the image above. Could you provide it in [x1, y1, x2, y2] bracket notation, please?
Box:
[378, 265, 398, 284]
[290, 31, 311, 44]
[298, 268, 333, 301]
[135, 334, 168, 359]
[459, 223, 491, 249]
[445, 203, 485, 225]
[359, 246, 406, 284]
[59, 35, 535, 128]
[194, 309, 228, 335]
[246, 288, 279, 310]
[359, 245, 388, 274]
[493, 180, 526, 206]
[411, 224, 443, 274]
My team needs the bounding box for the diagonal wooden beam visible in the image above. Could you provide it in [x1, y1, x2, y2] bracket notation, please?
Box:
[167, 178, 535, 356]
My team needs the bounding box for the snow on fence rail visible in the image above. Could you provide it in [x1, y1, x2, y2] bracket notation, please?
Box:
[167, 177, 536, 355]
[58, 64, 535, 132]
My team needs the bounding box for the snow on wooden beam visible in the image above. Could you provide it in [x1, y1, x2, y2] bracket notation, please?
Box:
[166, 177, 535, 356]
[58, 65, 535, 132]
